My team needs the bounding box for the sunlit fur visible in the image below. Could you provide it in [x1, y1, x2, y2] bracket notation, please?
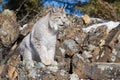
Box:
[18, 7, 70, 67]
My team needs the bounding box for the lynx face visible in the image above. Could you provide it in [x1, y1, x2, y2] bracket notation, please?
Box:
[49, 7, 70, 31]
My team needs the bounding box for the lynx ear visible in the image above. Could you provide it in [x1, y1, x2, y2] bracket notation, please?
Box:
[60, 6, 63, 9]
[50, 8, 55, 15]
[51, 7, 56, 13]
[61, 7, 65, 13]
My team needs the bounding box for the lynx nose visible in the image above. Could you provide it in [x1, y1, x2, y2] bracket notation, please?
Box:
[63, 21, 65, 25]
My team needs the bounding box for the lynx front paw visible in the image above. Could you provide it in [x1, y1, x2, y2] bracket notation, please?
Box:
[42, 59, 51, 66]
[42, 59, 58, 66]
[51, 61, 58, 66]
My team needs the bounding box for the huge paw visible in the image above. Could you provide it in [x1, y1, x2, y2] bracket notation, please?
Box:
[42, 59, 58, 66]
[51, 61, 58, 66]
[42, 59, 51, 66]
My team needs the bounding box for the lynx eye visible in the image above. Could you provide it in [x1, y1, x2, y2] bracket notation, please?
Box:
[58, 17, 61, 19]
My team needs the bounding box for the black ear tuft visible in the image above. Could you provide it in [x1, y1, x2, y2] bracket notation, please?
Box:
[50, 7, 55, 15]
[51, 7, 56, 13]
[62, 8, 65, 13]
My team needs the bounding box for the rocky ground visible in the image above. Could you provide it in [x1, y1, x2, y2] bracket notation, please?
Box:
[0, 7, 120, 80]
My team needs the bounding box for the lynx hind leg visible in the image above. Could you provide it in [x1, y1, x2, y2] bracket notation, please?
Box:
[22, 49, 34, 69]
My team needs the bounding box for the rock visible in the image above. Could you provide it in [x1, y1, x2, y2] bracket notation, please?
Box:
[47, 66, 59, 72]
[98, 26, 120, 62]
[64, 40, 76, 50]
[0, 65, 5, 75]
[82, 21, 120, 36]
[18, 67, 26, 80]
[82, 51, 92, 59]
[118, 34, 120, 43]
[70, 73, 79, 80]
[72, 54, 86, 79]
[116, 51, 120, 57]
[36, 62, 45, 68]
[28, 69, 37, 79]
[82, 14, 90, 24]
[84, 63, 120, 79]
[88, 44, 96, 51]
[91, 46, 101, 62]
[110, 55, 116, 62]
[59, 47, 65, 56]
[64, 40, 78, 55]
[0, 9, 19, 47]
[60, 70, 66, 76]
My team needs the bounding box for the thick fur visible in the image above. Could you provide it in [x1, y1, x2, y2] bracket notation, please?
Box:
[18, 7, 70, 66]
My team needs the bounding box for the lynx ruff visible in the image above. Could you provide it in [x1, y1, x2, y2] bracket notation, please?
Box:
[18, 8, 70, 67]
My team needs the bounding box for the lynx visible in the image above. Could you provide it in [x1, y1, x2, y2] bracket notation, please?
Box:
[18, 7, 70, 67]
